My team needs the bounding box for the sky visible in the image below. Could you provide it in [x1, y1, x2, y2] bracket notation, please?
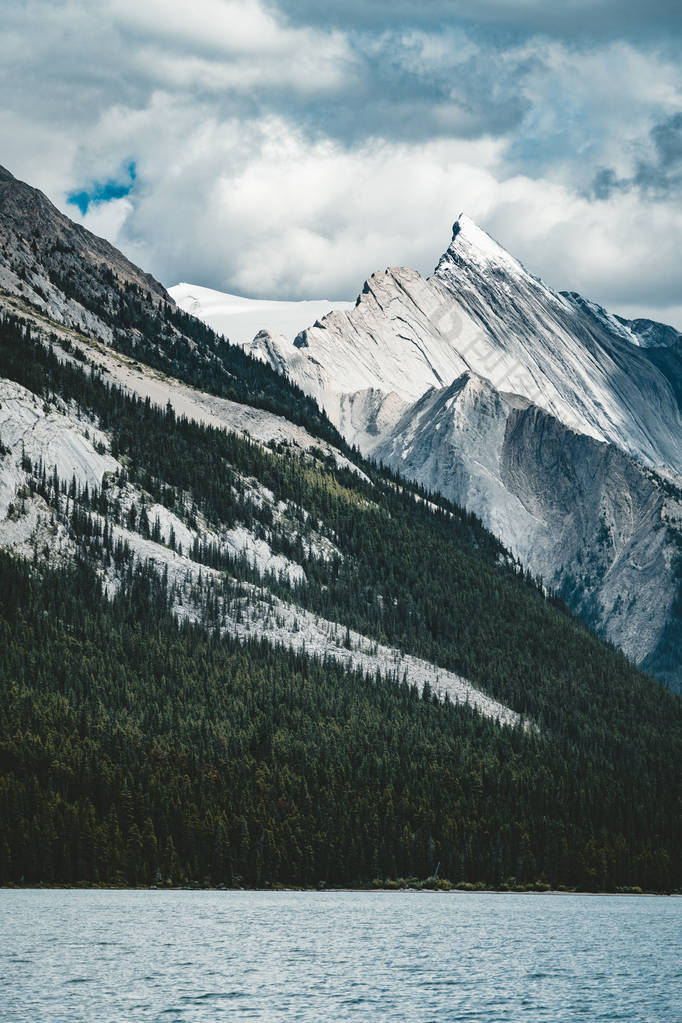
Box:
[2, 0, 681, 327]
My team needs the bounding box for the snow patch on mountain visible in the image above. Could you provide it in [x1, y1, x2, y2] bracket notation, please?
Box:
[169, 283, 353, 345]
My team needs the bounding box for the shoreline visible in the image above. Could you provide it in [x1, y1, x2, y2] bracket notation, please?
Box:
[2, 884, 679, 897]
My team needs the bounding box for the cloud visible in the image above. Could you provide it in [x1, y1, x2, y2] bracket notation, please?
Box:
[67, 162, 137, 216]
[1, 0, 681, 328]
[78, 196, 136, 246]
[73, 108, 682, 332]
[651, 111, 682, 169]
[113, 0, 334, 57]
[593, 111, 682, 198]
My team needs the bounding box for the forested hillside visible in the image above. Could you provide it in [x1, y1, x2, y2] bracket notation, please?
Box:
[0, 314, 680, 891]
[0, 553, 679, 891]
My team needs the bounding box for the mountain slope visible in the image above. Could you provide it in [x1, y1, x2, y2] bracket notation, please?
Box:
[0, 166, 348, 449]
[373, 372, 682, 684]
[1, 314, 680, 891]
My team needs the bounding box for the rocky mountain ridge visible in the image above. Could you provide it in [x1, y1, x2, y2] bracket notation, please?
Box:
[187, 215, 682, 690]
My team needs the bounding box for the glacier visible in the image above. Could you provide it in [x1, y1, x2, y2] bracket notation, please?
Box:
[169, 282, 353, 346]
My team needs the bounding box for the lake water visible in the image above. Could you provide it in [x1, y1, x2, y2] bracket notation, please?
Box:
[1, 890, 680, 1021]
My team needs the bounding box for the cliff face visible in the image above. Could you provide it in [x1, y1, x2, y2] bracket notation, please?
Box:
[370, 371, 682, 688]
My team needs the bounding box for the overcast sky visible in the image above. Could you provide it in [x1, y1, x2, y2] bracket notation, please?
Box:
[2, 0, 681, 326]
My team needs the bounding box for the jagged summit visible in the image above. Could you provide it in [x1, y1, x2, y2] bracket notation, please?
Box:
[178, 210, 682, 690]
[193, 209, 682, 482]
[449, 211, 494, 245]
[0, 166, 15, 182]
[438, 212, 531, 283]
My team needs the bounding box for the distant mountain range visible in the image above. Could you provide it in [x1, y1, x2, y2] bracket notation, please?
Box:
[179, 214, 682, 692]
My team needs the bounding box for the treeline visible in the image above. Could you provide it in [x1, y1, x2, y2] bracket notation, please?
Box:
[0, 553, 679, 891]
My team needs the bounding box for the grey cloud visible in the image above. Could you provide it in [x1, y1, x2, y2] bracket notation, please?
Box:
[1, 2, 674, 165]
[592, 168, 622, 200]
[592, 113, 682, 198]
[649, 112, 682, 172]
[289, 33, 533, 146]
[0, 0, 681, 325]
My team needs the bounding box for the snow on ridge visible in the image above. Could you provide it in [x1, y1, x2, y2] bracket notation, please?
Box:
[448, 213, 524, 274]
[169, 282, 353, 346]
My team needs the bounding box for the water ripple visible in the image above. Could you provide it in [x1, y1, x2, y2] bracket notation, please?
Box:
[0, 890, 680, 1022]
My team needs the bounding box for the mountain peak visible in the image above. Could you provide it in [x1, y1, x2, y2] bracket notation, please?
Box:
[446, 213, 521, 273]
[450, 211, 477, 238]
[0, 166, 15, 182]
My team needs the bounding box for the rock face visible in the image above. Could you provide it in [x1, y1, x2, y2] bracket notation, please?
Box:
[213, 215, 682, 691]
[282, 215, 682, 476]
[373, 372, 682, 685]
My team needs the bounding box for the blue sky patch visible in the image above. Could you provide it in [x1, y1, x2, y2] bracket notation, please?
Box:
[68, 162, 136, 215]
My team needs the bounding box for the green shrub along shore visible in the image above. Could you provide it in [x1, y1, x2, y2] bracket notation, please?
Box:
[2, 880, 674, 895]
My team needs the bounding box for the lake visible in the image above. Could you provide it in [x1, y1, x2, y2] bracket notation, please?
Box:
[1, 890, 680, 1021]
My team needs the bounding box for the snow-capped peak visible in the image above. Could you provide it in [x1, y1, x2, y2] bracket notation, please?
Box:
[176, 214, 682, 479]
[442, 212, 525, 275]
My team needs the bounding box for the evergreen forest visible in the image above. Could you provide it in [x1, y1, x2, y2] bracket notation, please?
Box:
[0, 315, 680, 891]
